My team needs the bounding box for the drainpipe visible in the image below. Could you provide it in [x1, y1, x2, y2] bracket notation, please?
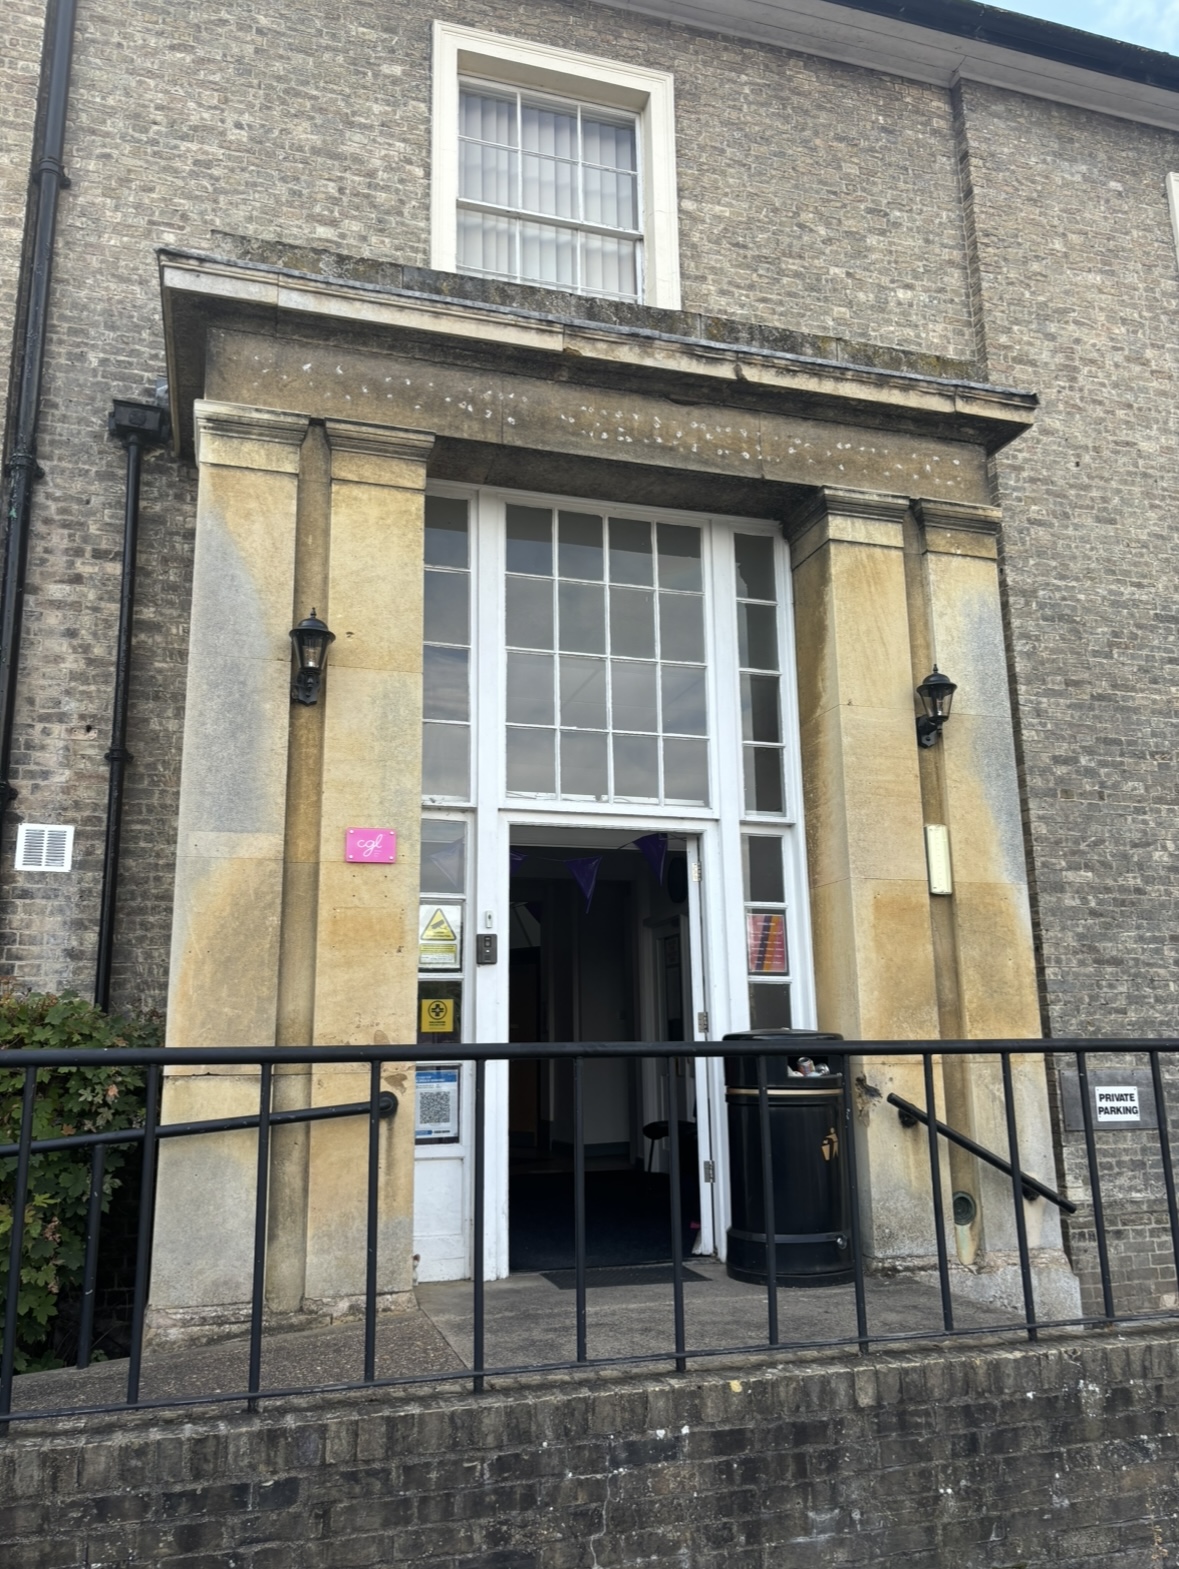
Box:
[0, 0, 79, 807]
[94, 400, 169, 1013]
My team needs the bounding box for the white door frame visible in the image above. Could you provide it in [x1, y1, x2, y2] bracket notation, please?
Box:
[414, 481, 815, 1282]
[473, 810, 720, 1280]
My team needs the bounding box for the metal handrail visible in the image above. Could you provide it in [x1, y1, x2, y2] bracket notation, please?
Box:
[0, 1067, 400, 1422]
[0, 1092, 398, 1158]
[887, 1092, 1076, 1212]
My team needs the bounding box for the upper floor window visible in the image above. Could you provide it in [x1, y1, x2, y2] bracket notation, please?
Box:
[459, 87, 641, 300]
[432, 23, 681, 310]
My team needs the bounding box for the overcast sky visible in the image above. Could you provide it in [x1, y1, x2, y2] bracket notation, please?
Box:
[1004, 0, 1179, 54]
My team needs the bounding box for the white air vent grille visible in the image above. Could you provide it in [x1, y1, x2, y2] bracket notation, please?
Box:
[15, 823, 74, 873]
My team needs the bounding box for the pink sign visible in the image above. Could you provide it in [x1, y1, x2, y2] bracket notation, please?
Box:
[345, 828, 397, 864]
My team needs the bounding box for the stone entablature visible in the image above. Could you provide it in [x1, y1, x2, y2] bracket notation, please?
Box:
[159, 250, 1037, 482]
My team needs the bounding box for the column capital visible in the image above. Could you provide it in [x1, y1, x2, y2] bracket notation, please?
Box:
[324, 420, 435, 487]
[913, 497, 1002, 533]
[913, 497, 1003, 560]
[785, 485, 910, 565]
[193, 401, 310, 474]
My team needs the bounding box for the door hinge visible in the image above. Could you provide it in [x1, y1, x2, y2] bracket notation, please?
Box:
[702, 1159, 715, 1184]
[697, 1010, 710, 1036]
[691, 860, 702, 882]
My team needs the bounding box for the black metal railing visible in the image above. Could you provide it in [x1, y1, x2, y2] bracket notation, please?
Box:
[2, 1038, 1179, 1428]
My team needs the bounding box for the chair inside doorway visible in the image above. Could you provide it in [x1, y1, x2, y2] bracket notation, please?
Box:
[507, 832, 699, 1272]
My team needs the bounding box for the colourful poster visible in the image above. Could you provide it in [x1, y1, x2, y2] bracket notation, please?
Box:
[746, 912, 788, 974]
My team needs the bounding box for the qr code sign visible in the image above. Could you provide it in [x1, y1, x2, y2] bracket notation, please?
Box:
[419, 1091, 452, 1126]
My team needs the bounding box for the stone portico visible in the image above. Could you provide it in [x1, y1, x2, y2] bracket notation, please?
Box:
[148, 247, 1078, 1338]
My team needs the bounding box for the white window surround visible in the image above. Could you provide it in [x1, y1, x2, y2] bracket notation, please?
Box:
[431, 21, 681, 310]
[1168, 173, 1179, 267]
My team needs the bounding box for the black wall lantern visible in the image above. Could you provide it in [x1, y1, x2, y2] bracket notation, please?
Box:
[290, 609, 335, 705]
[916, 665, 956, 748]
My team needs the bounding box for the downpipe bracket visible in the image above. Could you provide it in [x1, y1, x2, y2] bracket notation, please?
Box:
[2, 450, 45, 483]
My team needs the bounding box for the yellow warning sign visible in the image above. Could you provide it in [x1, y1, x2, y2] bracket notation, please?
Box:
[419, 901, 462, 970]
[421, 908, 457, 943]
[420, 998, 455, 1033]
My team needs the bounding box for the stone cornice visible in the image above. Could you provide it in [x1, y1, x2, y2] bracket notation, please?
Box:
[324, 420, 436, 487]
[160, 250, 1037, 466]
[194, 401, 309, 447]
[324, 421, 436, 464]
[785, 486, 912, 566]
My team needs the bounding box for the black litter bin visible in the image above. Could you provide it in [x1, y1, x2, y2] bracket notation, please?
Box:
[724, 1029, 853, 1287]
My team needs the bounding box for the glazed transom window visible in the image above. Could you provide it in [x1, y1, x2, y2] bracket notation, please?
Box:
[504, 506, 708, 805]
[418, 488, 800, 832]
[458, 86, 642, 301]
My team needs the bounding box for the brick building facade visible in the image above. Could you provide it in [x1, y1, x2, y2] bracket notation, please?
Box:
[2, 0, 1178, 1322]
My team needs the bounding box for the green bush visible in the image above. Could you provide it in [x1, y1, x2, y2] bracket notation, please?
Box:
[0, 990, 159, 1371]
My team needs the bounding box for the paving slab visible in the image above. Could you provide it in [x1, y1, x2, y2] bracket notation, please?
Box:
[8, 1263, 1021, 1421]
[417, 1260, 1018, 1375]
[8, 1307, 462, 1417]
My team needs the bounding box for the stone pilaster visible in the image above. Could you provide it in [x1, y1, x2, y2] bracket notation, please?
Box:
[152, 400, 309, 1338]
[789, 486, 944, 1263]
[300, 420, 435, 1311]
[914, 498, 1076, 1315]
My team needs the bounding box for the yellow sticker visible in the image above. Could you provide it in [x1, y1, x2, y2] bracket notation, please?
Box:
[420, 997, 455, 1033]
[421, 908, 457, 943]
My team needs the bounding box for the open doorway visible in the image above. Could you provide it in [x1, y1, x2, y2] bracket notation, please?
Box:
[506, 827, 701, 1272]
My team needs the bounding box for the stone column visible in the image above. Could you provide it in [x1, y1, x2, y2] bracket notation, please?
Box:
[300, 421, 435, 1314]
[152, 401, 308, 1341]
[789, 487, 945, 1264]
[915, 499, 1078, 1316]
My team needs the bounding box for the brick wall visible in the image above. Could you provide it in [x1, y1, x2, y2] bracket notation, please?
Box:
[1045, 1050, 1179, 1320]
[962, 85, 1179, 1313]
[3, 1334, 1179, 1567]
[963, 82, 1179, 1039]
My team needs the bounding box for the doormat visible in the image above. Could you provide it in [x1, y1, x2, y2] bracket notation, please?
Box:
[542, 1264, 709, 1289]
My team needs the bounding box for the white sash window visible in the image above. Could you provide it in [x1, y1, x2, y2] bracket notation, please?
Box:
[458, 87, 642, 301]
[431, 23, 681, 309]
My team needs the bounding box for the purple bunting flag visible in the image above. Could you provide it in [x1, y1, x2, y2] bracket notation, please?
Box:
[633, 832, 668, 887]
[565, 854, 602, 914]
